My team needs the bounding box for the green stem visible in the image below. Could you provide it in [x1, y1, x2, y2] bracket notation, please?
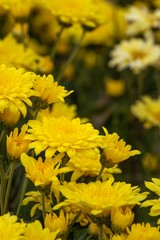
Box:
[41, 190, 46, 221]
[96, 164, 106, 181]
[4, 162, 15, 213]
[57, 30, 85, 83]
[0, 128, 6, 152]
[20, 22, 27, 47]
[33, 106, 40, 120]
[98, 224, 103, 240]
[0, 164, 5, 214]
[16, 177, 28, 216]
[51, 25, 64, 60]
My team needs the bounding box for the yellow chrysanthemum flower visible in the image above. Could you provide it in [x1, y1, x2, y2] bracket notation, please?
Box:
[24, 220, 59, 240]
[33, 74, 73, 108]
[37, 102, 77, 120]
[141, 178, 160, 220]
[6, 124, 30, 161]
[83, 1, 127, 46]
[111, 207, 134, 233]
[0, 64, 38, 117]
[44, 0, 104, 29]
[26, 116, 102, 158]
[21, 152, 70, 188]
[131, 95, 160, 128]
[22, 190, 52, 217]
[67, 149, 121, 181]
[0, 213, 26, 240]
[53, 180, 147, 218]
[0, 0, 40, 20]
[127, 223, 160, 240]
[109, 38, 160, 74]
[0, 34, 53, 73]
[45, 210, 68, 235]
[101, 128, 140, 164]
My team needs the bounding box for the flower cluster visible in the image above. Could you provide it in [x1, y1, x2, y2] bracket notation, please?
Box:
[0, 0, 159, 239]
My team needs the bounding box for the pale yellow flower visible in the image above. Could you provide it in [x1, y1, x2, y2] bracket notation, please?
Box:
[125, 5, 160, 36]
[109, 38, 160, 74]
[26, 116, 102, 158]
[127, 223, 160, 240]
[131, 95, 160, 128]
[24, 220, 59, 240]
[54, 180, 147, 218]
[0, 64, 38, 117]
[111, 207, 134, 233]
[21, 152, 70, 188]
[6, 124, 30, 161]
[33, 74, 73, 108]
[0, 213, 26, 240]
[101, 127, 140, 164]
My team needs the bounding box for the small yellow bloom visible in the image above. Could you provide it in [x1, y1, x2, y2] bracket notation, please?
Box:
[33, 74, 73, 108]
[111, 207, 134, 233]
[127, 223, 160, 240]
[45, 210, 68, 235]
[21, 152, 69, 188]
[105, 79, 125, 97]
[101, 128, 140, 164]
[110, 234, 127, 240]
[0, 107, 20, 126]
[142, 153, 159, 172]
[7, 124, 30, 161]
[24, 220, 59, 240]
[0, 213, 26, 240]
